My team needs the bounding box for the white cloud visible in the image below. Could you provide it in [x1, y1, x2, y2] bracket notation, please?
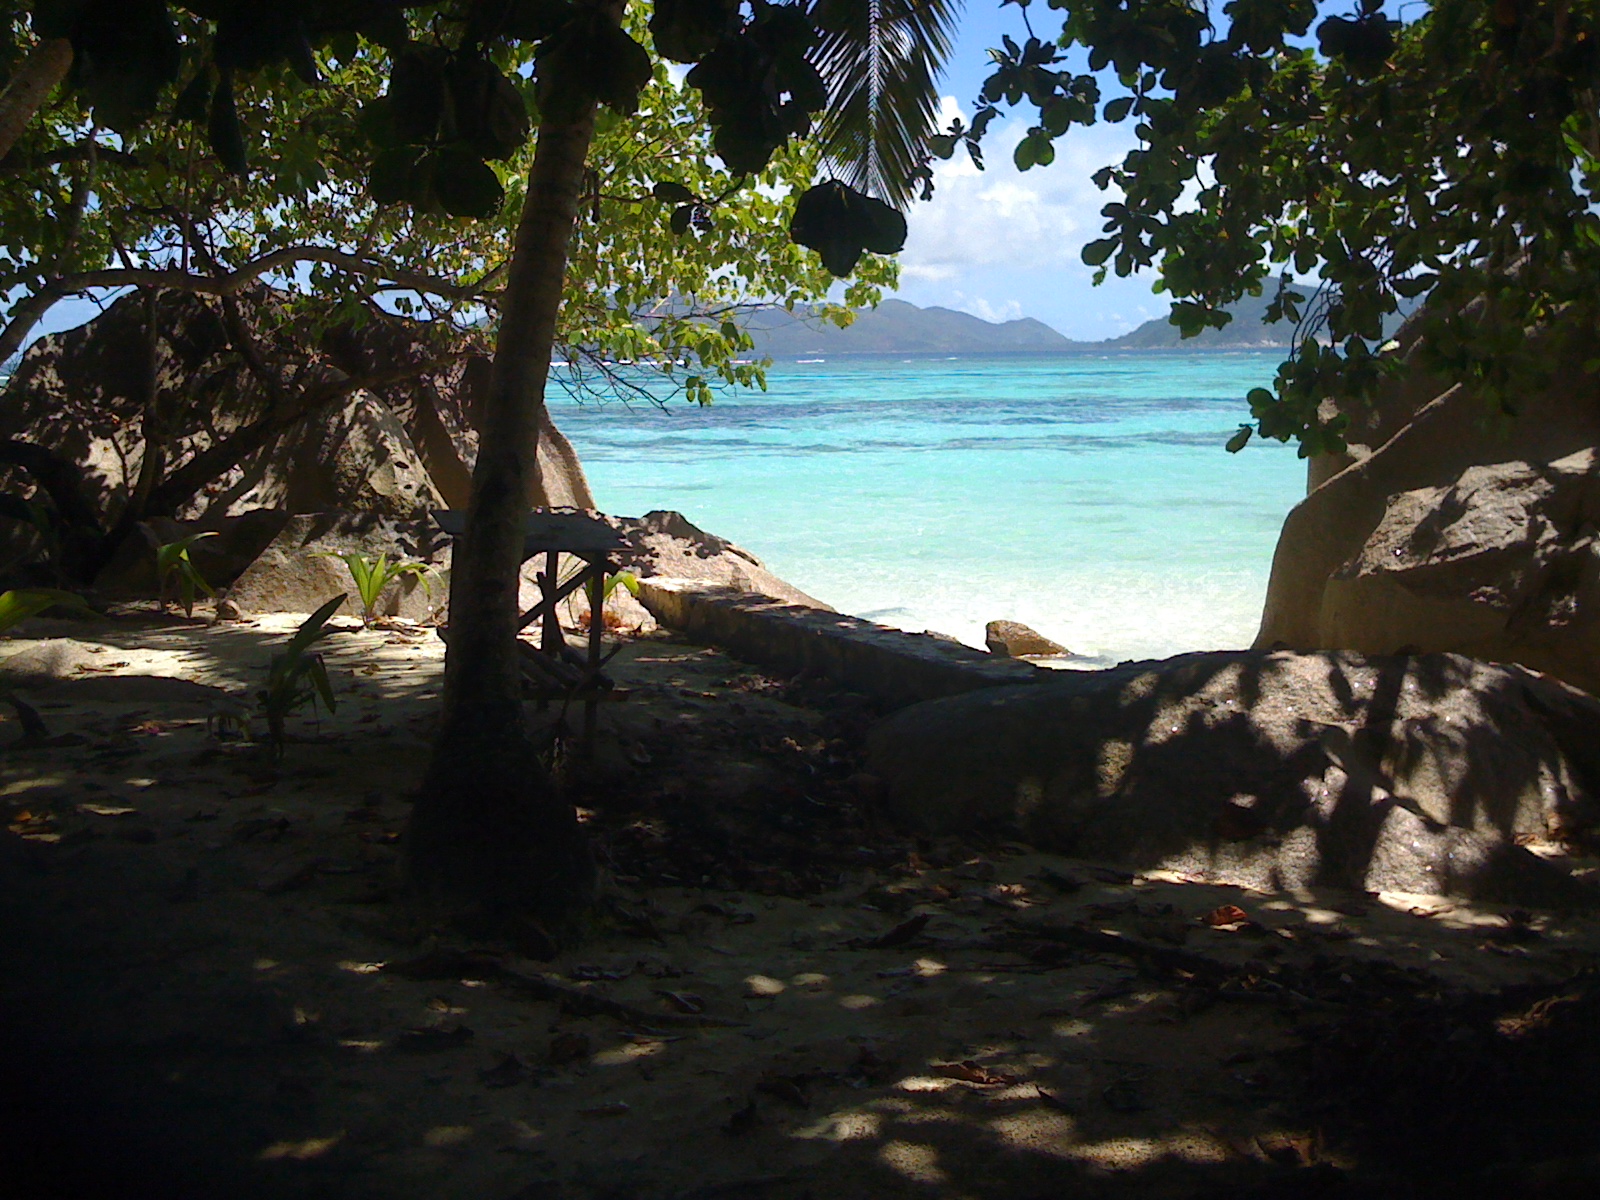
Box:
[900, 263, 960, 284]
[882, 96, 1170, 340]
[899, 97, 1139, 281]
[953, 295, 1023, 323]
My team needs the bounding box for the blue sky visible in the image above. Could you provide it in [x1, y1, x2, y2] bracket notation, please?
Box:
[892, 3, 1162, 340]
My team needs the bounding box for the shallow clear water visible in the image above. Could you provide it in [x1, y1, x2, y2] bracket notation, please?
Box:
[549, 352, 1305, 665]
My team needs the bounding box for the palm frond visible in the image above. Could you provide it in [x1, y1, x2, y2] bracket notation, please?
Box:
[810, 0, 965, 209]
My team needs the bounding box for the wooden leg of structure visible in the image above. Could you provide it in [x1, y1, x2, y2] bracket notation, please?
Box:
[584, 558, 605, 747]
[541, 550, 561, 654]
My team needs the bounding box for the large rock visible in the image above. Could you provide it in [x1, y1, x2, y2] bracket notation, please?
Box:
[1318, 451, 1600, 694]
[243, 508, 824, 626]
[264, 391, 445, 517]
[1256, 319, 1600, 695]
[226, 512, 447, 620]
[92, 510, 292, 597]
[506, 509, 827, 632]
[985, 619, 1071, 658]
[0, 291, 594, 571]
[604, 510, 830, 609]
[866, 649, 1600, 904]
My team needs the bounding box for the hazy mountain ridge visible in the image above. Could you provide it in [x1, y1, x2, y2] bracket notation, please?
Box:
[1102, 293, 1298, 350]
[741, 293, 1357, 358]
[744, 299, 1080, 357]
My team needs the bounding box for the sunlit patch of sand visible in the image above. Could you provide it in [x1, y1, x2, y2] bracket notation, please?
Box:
[258, 1133, 343, 1160]
[877, 1139, 948, 1184]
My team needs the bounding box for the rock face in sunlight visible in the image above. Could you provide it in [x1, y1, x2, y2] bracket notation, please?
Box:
[985, 620, 1072, 659]
[1317, 451, 1600, 695]
[220, 507, 821, 624]
[866, 649, 1600, 904]
[226, 512, 447, 622]
[1258, 318, 1600, 696]
[604, 510, 830, 611]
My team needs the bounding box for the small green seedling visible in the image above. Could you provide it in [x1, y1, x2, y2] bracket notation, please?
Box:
[315, 551, 433, 626]
[0, 588, 91, 633]
[258, 595, 344, 756]
[149, 529, 217, 617]
[0, 589, 92, 741]
[604, 571, 639, 602]
[581, 570, 639, 632]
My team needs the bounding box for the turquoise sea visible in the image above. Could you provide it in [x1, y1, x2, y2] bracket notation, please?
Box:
[548, 352, 1306, 666]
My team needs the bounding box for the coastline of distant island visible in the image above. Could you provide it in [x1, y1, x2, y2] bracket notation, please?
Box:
[741, 293, 1406, 358]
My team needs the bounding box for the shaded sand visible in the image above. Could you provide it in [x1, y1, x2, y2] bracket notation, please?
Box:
[3, 612, 1600, 1199]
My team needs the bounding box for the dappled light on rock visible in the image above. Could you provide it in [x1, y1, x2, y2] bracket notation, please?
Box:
[867, 648, 1600, 905]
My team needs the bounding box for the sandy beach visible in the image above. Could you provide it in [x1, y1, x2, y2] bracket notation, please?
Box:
[4, 610, 1599, 1199]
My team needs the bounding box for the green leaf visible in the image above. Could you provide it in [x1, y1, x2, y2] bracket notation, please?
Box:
[603, 571, 640, 600]
[856, 193, 908, 254]
[285, 596, 348, 659]
[153, 530, 218, 573]
[497, 0, 579, 41]
[1103, 96, 1134, 122]
[0, 589, 91, 633]
[172, 66, 213, 124]
[60, 0, 182, 132]
[429, 148, 504, 218]
[1081, 238, 1116, 267]
[388, 44, 448, 143]
[448, 58, 531, 162]
[789, 180, 906, 277]
[1225, 425, 1253, 453]
[1393, 274, 1437, 298]
[538, 16, 653, 121]
[653, 181, 695, 204]
[305, 654, 337, 713]
[650, 0, 739, 63]
[810, 0, 963, 208]
[208, 71, 248, 176]
[368, 147, 420, 206]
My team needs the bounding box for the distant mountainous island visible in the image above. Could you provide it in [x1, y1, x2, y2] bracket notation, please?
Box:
[741, 292, 1353, 358]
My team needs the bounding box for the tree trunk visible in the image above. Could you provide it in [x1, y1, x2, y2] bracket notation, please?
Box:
[0, 38, 72, 164]
[403, 27, 612, 932]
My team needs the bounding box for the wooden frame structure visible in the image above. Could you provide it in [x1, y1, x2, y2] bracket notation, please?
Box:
[432, 508, 629, 742]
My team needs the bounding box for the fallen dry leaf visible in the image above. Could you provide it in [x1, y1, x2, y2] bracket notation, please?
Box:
[1203, 904, 1252, 927]
[933, 1060, 1019, 1087]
